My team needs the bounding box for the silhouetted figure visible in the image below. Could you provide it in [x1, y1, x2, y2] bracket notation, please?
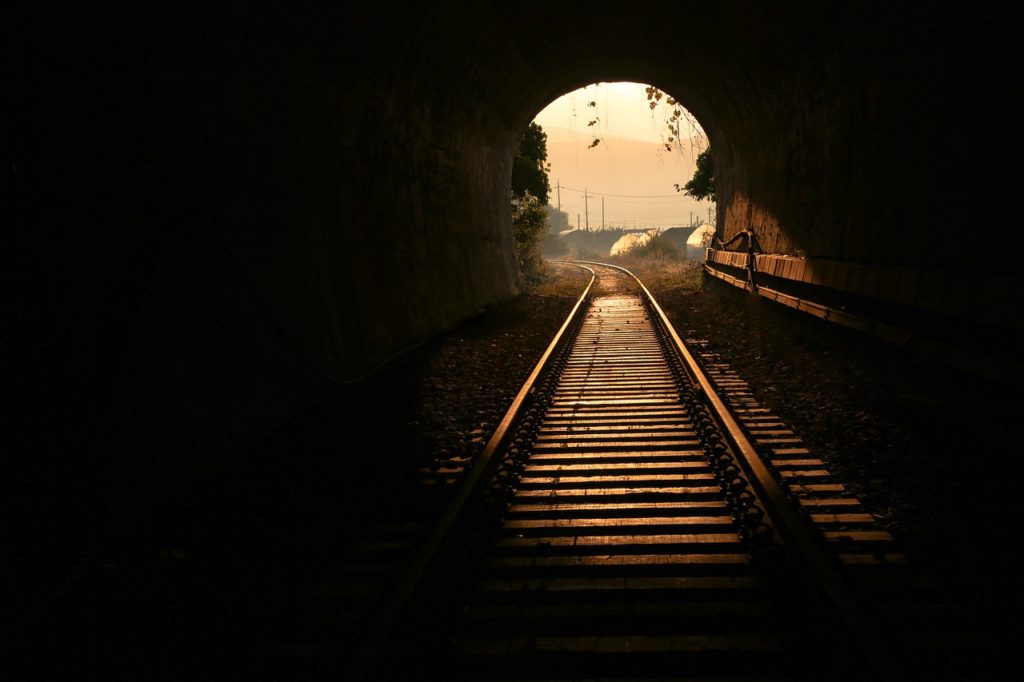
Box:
[715, 226, 761, 290]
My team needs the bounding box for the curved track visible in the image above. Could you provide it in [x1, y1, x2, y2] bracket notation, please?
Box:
[353, 262, 905, 681]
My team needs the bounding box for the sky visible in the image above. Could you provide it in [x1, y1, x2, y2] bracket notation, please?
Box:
[532, 82, 714, 229]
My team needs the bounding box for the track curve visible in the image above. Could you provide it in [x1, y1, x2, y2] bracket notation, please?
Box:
[354, 262, 904, 681]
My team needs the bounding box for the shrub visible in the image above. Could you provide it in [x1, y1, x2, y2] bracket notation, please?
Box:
[626, 234, 684, 260]
[512, 191, 547, 283]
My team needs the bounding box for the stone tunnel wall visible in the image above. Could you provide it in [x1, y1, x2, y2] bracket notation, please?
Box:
[9, 2, 1021, 500]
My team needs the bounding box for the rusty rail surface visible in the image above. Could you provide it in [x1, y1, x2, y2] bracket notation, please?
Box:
[347, 264, 596, 680]
[580, 260, 893, 676]
[354, 261, 902, 681]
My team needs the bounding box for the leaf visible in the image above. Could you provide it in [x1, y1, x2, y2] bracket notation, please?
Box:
[588, 139, 601, 148]
[664, 144, 672, 152]
[587, 101, 597, 107]
[587, 120, 597, 126]
[649, 102, 657, 110]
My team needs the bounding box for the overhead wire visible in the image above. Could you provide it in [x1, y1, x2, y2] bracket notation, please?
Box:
[558, 184, 684, 199]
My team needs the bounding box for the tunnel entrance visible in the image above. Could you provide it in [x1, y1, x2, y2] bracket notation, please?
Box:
[513, 81, 717, 273]
[11, 4, 1020, 678]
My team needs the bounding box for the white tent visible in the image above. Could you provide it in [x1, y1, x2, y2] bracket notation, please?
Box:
[686, 223, 716, 261]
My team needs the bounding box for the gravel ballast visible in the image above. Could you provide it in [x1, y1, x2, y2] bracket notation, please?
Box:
[18, 257, 1016, 678]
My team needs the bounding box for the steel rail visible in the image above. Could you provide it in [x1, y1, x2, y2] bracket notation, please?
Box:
[575, 260, 896, 678]
[348, 264, 596, 680]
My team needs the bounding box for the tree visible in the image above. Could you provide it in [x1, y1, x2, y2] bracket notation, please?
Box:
[511, 192, 547, 280]
[511, 122, 551, 204]
[680, 148, 715, 201]
[511, 122, 553, 282]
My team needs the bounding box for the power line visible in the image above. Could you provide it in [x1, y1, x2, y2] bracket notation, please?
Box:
[559, 184, 683, 199]
[572, 197, 689, 204]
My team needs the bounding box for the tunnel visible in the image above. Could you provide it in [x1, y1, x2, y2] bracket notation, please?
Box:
[8, 0, 1022, 654]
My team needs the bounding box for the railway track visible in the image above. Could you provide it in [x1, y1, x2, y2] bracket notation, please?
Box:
[349, 262, 907, 681]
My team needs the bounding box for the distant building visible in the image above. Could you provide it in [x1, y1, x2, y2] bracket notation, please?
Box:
[655, 225, 714, 259]
[558, 229, 624, 258]
[658, 226, 699, 254]
[685, 223, 716, 261]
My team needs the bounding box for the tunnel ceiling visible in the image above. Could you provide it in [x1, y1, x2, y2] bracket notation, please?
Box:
[10, 1, 1022, 486]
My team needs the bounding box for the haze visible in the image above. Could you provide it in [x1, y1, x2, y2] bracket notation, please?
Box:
[533, 82, 713, 229]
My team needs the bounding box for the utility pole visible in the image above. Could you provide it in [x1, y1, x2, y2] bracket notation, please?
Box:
[601, 197, 605, 231]
[584, 189, 589, 231]
[577, 214, 580, 230]
[557, 180, 561, 212]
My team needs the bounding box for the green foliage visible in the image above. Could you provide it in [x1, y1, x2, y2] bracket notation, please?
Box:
[512, 191, 548, 283]
[511, 123, 554, 282]
[511, 122, 551, 205]
[681, 148, 715, 201]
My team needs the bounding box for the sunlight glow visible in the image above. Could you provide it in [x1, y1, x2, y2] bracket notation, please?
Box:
[531, 82, 711, 229]
[533, 82, 673, 144]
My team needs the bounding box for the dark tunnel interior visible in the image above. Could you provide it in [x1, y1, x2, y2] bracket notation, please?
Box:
[6, 1, 1023, 677]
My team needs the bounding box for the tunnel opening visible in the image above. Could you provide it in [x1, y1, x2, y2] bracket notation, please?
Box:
[513, 81, 718, 276]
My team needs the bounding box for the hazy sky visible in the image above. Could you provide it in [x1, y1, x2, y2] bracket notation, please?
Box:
[532, 82, 713, 229]
[534, 81, 685, 144]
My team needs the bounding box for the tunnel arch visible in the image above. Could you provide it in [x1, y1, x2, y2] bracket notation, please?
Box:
[11, 1, 1020, 494]
[445, 7, 894, 284]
